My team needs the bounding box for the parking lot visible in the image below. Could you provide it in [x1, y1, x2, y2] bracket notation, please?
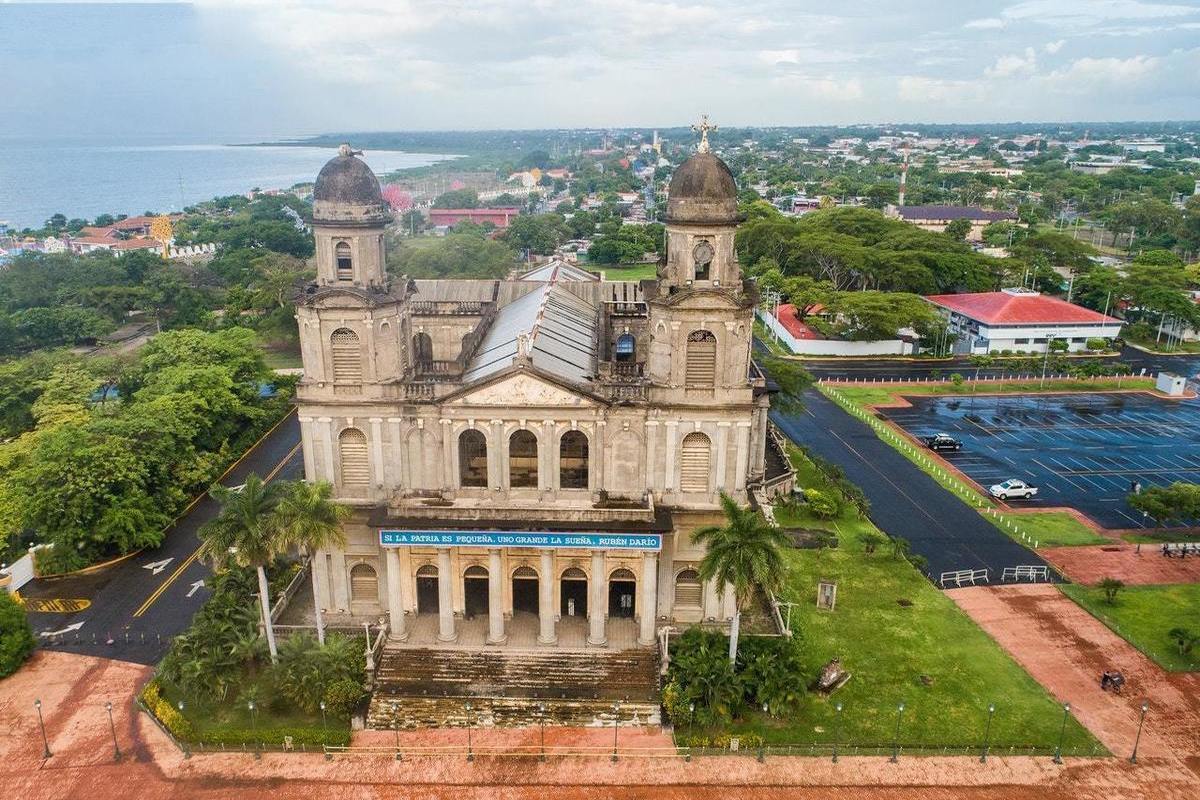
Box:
[883, 392, 1200, 530]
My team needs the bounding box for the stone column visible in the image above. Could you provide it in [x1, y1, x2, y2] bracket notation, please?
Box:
[329, 548, 350, 613]
[299, 416, 317, 482]
[538, 550, 557, 645]
[386, 548, 408, 641]
[487, 549, 506, 645]
[318, 417, 335, 484]
[588, 549, 607, 646]
[702, 577, 720, 621]
[716, 422, 730, 492]
[734, 422, 752, 491]
[369, 417, 385, 494]
[638, 551, 658, 646]
[663, 421, 679, 492]
[644, 420, 658, 494]
[440, 419, 454, 490]
[437, 547, 456, 642]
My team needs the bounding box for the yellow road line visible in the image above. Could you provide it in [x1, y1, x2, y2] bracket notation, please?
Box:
[132, 441, 303, 618]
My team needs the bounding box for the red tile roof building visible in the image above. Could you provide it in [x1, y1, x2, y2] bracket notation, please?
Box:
[925, 289, 1122, 354]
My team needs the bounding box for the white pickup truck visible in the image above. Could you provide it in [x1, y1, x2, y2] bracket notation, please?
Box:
[989, 479, 1038, 500]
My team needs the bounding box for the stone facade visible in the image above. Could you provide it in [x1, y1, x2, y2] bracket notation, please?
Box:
[295, 144, 782, 650]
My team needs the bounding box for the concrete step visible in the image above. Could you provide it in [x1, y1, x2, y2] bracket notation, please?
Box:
[366, 695, 661, 730]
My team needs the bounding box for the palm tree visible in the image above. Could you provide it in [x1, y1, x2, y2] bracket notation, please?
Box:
[694, 492, 791, 664]
[275, 480, 350, 645]
[198, 473, 288, 663]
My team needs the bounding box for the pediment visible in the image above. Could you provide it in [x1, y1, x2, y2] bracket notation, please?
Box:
[660, 289, 743, 311]
[304, 286, 395, 310]
[446, 370, 600, 408]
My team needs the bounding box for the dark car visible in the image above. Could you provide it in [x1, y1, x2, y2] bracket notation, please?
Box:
[921, 433, 963, 452]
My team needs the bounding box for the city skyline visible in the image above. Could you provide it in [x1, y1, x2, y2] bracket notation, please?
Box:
[2, 1, 1199, 141]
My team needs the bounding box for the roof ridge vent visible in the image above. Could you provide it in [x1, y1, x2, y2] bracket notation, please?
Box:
[1001, 287, 1040, 296]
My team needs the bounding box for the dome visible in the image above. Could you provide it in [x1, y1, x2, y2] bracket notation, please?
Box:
[312, 144, 390, 225]
[665, 151, 739, 225]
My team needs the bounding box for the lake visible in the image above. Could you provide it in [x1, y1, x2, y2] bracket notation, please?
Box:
[0, 134, 453, 231]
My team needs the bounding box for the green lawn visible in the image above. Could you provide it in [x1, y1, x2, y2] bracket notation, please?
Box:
[680, 450, 1102, 754]
[1059, 584, 1200, 672]
[599, 264, 658, 281]
[820, 383, 1114, 548]
[262, 347, 303, 370]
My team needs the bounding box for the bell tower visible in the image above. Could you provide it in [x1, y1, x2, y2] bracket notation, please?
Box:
[647, 118, 753, 398]
[311, 144, 390, 288]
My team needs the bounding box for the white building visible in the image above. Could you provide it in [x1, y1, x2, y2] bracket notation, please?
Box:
[925, 288, 1123, 354]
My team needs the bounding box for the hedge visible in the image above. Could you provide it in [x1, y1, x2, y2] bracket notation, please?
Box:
[139, 679, 350, 749]
[0, 591, 36, 677]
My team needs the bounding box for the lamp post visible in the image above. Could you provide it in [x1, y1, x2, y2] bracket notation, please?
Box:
[889, 703, 905, 763]
[832, 702, 843, 763]
[178, 701, 190, 759]
[319, 701, 327, 732]
[980, 704, 995, 763]
[248, 700, 259, 759]
[758, 702, 768, 763]
[392, 701, 400, 760]
[106, 701, 121, 762]
[466, 701, 474, 762]
[1053, 703, 1071, 764]
[1130, 701, 1149, 764]
[34, 699, 51, 759]
[611, 702, 620, 763]
[538, 703, 547, 762]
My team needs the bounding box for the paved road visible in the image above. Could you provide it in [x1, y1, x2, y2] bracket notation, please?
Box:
[795, 347, 1200, 382]
[21, 410, 304, 664]
[772, 390, 1051, 581]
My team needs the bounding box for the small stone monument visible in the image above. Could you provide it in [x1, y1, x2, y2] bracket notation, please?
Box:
[814, 657, 851, 694]
[817, 580, 837, 611]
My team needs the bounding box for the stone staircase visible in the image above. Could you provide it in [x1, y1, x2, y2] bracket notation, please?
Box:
[367, 647, 661, 729]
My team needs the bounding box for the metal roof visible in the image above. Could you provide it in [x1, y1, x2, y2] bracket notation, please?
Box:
[518, 260, 600, 283]
[462, 280, 598, 385]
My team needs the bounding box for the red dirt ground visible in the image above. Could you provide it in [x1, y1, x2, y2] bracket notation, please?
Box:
[1039, 543, 1200, 585]
[2, 647, 1198, 799]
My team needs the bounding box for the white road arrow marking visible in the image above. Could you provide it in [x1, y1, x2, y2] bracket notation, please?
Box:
[143, 558, 174, 576]
[186, 580, 206, 598]
[40, 621, 85, 637]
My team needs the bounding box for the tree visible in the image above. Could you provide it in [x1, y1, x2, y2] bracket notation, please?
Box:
[0, 590, 35, 677]
[198, 474, 288, 662]
[945, 218, 972, 241]
[1129, 483, 1200, 526]
[1168, 627, 1197, 656]
[827, 291, 936, 340]
[432, 188, 480, 208]
[693, 493, 791, 663]
[1099, 577, 1124, 605]
[388, 233, 515, 279]
[275, 480, 350, 645]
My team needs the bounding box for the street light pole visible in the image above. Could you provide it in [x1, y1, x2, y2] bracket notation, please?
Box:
[178, 701, 190, 759]
[106, 701, 121, 762]
[1053, 703, 1071, 764]
[539, 703, 547, 762]
[1130, 701, 1149, 764]
[34, 699, 51, 759]
[832, 702, 843, 763]
[889, 703, 905, 763]
[466, 701, 474, 762]
[611, 702, 620, 763]
[320, 701, 327, 732]
[758, 702, 768, 763]
[980, 704, 995, 763]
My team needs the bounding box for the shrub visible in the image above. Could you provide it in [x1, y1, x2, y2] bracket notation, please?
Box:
[0, 591, 36, 677]
[274, 633, 366, 714]
[189, 726, 350, 748]
[141, 680, 195, 740]
[1099, 577, 1124, 604]
[1086, 337, 1108, 351]
[323, 677, 367, 717]
[802, 488, 839, 519]
[1168, 627, 1197, 656]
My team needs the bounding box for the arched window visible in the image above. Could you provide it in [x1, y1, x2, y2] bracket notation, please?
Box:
[509, 430, 538, 488]
[338, 428, 369, 486]
[413, 332, 433, 366]
[685, 330, 717, 386]
[459, 429, 488, 488]
[674, 569, 702, 608]
[679, 432, 711, 493]
[559, 431, 589, 489]
[330, 328, 363, 383]
[615, 333, 636, 362]
[350, 563, 377, 602]
[335, 241, 353, 281]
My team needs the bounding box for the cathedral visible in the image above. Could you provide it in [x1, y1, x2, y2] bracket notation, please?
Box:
[294, 134, 792, 659]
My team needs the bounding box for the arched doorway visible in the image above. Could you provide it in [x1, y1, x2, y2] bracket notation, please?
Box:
[416, 564, 439, 614]
[511, 566, 539, 615]
[560, 567, 588, 618]
[463, 565, 489, 619]
[608, 568, 636, 618]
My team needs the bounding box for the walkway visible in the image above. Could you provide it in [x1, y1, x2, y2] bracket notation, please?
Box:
[1038, 543, 1200, 586]
[3, 650, 1199, 800]
[946, 584, 1200, 758]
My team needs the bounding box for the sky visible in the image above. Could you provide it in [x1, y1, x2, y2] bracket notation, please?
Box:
[2, 0, 1199, 140]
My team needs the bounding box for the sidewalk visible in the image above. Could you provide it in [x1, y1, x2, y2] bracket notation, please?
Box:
[2, 649, 1198, 799]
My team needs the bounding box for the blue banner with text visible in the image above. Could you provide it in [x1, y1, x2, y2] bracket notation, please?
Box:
[379, 530, 662, 551]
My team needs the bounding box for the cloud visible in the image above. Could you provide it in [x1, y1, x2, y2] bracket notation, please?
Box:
[1040, 54, 1162, 93]
[1001, 0, 1198, 26]
[985, 47, 1037, 77]
[1044, 39, 1065, 54]
[964, 17, 1004, 29]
